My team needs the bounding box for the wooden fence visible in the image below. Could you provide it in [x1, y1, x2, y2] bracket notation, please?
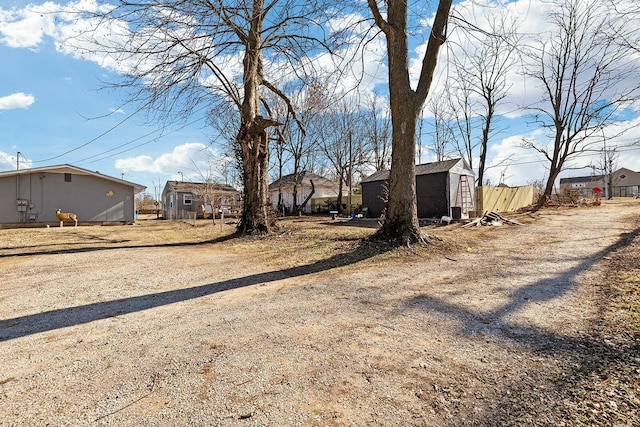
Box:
[476, 185, 536, 213]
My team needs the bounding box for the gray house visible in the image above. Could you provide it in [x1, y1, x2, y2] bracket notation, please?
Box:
[0, 164, 146, 226]
[611, 168, 640, 197]
[162, 181, 242, 219]
[361, 158, 476, 219]
[559, 167, 640, 198]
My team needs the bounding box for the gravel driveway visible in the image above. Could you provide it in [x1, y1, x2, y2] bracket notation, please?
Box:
[1, 200, 638, 426]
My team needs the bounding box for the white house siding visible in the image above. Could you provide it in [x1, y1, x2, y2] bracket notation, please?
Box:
[270, 183, 338, 214]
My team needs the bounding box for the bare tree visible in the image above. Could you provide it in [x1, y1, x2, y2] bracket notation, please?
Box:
[597, 141, 618, 199]
[426, 91, 455, 162]
[446, 79, 477, 171]
[367, 0, 453, 244]
[362, 93, 391, 172]
[136, 192, 156, 211]
[70, 0, 338, 234]
[270, 128, 288, 215]
[452, 12, 519, 186]
[314, 98, 366, 215]
[607, 1, 640, 55]
[522, 0, 640, 201]
[267, 82, 326, 215]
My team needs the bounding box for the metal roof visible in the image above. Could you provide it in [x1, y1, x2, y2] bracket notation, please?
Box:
[268, 171, 337, 190]
[164, 180, 239, 194]
[559, 175, 604, 184]
[361, 158, 471, 183]
[0, 164, 147, 193]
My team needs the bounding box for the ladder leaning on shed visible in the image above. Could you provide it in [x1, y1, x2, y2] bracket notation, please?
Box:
[454, 175, 473, 214]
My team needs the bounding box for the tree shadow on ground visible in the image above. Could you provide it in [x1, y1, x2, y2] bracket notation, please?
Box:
[0, 232, 240, 258]
[0, 234, 131, 252]
[400, 226, 640, 426]
[319, 219, 382, 229]
[0, 239, 389, 342]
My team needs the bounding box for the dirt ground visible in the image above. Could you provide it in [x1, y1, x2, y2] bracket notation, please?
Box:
[0, 200, 639, 426]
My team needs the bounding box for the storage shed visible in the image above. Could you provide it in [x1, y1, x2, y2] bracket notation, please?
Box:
[361, 158, 475, 219]
[0, 164, 146, 227]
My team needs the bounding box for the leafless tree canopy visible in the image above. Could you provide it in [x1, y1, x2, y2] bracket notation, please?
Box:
[68, 0, 342, 233]
[362, 94, 391, 172]
[448, 9, 520, 186]
[522, 0, 640, 199]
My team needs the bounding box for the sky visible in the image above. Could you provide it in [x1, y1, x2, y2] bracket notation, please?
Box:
[1, 0, 640, 197]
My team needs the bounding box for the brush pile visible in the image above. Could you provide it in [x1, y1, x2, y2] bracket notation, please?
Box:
[462, 211, 523, 228]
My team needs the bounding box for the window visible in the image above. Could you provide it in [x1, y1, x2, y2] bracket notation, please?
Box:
[64, 173, 72, 182]
[183, 194, 193, 205]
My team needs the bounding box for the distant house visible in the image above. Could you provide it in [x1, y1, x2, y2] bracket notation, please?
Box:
[558, 175, 606, 196]
[0, 164, 146, 226]
[361, 158, 476, 219]
[268, 171, 340, 214]
[612, 168, 640, 197]
[162, 181, 241, 219]
[559, 167, 640, 197]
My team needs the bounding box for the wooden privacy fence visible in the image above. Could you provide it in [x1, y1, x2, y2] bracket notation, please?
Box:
[476, 185, 535, 213]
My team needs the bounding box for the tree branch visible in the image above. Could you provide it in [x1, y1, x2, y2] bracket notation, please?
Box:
[366, 0, 392, 35]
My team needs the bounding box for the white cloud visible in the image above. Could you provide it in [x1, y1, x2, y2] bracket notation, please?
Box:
[0, 1, 134, 72]
[0, 92, 35, 110]
[483, 133, 548, 186]
[0, 150, 31, 170]
[0, 2, 59, 48]
[485, 116, 640, 187]
[0, 151, 17, 170]
[115, 142, 227, 181]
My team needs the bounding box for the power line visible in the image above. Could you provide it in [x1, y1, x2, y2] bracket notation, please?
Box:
[76, 111, 210, 165]
[28, 101, 210, 167]
[500, 145, 640, 168]
[30, 104, 147, 164]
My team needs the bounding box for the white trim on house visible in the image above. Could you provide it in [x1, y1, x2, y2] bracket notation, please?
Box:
[0, 164, 146, 194]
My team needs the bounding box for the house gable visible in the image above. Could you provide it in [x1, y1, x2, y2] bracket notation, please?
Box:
[268, 171, 340, 213]
[0, 164, 145, 225]
[612, 168, 640, 186]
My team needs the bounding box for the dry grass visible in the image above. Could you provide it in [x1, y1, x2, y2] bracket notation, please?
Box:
[565, 212, 640, 426]
[0, 210, 543, 267]
[0, 219, 233, 257]
[2, 201, 639, 426]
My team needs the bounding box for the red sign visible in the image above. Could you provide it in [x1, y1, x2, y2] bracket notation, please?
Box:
[593, 188, 602, 194]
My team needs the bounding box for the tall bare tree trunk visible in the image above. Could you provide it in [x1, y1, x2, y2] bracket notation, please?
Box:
[384, 99, 421, 241]
[368, 0, 452, 244]
[477, 107, 492, 186]
[236, 0, 276, 234]
[541, 132, 565, 203]
[238, 118, 273, 233]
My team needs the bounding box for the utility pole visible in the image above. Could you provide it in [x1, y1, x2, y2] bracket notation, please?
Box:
[348, 130, 353, 215]
[603, 131, 612, 200]
[608, 155, 614, 200]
